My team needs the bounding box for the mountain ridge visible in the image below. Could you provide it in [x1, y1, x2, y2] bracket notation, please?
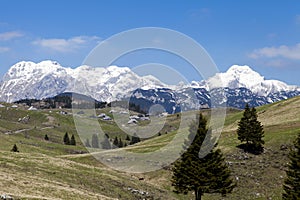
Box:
[198, 65, 299, 96]
[1, 60, 299, 110]
[0, 60, 166, 103]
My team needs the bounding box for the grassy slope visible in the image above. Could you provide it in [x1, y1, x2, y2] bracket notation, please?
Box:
[0, 107, 177, 200]
[0, 96, 299, 199]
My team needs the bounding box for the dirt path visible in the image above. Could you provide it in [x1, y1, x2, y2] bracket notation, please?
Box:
[58, 142, 169, 159]
[4, 128, 32, 135]
[4, 126, 55, 135]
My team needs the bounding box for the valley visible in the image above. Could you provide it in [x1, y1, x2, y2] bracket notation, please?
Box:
[0, 96, 299, 199]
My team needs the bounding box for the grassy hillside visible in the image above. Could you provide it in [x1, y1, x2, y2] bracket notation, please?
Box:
[0, 105, 183, 200]
[0, 96, 299, 199]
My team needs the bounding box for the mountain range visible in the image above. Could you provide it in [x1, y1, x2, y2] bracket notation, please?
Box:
[0, 60, 299, 112]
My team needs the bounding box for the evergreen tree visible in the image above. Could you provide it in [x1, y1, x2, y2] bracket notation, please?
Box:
[130, 133, 141, 145]
[282, 133, 300, 199]
[172, 113, 235, 200]
[44, 134, 49, 141]
[63, 132, 70, 145]
[11, 144, 19, 152]
[85, 138, 91, 148]
[101, 134, 111, 149]
[91, 134, 99, 148]
[118, 138, 123, 148]
[249, 107, 264, 150]
[237, 104, 251, 143]
[113, 136, 119, 148]
[125, 135, 130, 141]
[237, 104, 264, 153]
[70, 134, 76, 146]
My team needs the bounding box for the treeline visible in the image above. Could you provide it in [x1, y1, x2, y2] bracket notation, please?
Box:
[15, 92, 107, 109]
[84, 133, 141, 149]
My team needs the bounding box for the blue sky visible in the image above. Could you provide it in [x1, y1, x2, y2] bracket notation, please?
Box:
[1, 0, 300, 85]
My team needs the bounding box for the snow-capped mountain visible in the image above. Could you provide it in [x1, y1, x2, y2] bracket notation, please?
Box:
[130, 65, 300, 111]
[0, 61, 73, 103]
[0, 61, 299, 111]
[0, 61, 166, 103]
[197, 65, 299, 96]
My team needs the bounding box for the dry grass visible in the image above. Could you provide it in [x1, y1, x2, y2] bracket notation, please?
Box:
[0, 97, 300, 199]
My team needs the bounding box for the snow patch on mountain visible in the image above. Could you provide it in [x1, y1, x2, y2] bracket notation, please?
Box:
[0, 61, 167, 103]
[199, 65, 299, 96]
[0, 61, 299, 111]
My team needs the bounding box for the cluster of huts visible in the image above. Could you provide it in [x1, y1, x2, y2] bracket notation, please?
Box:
[96, 110, 151, 125]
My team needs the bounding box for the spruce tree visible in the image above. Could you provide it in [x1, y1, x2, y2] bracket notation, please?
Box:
[172, 113, 235, 200]
[282, 133, 300, 199]
[125, 135, 130, 141]
[237, 103, 251, 144]
[63, 132, 70, 145]
[101, 134, 111, 149]
[237, 104, 264, 153]
[249, 107, 264, 151]
[118, 138, 123, 148]
[44, 134, 49, 141]
[91, 134, 99, 148]
[130, 133, 141, 145]
[11, 144, 19, 152]
[113, 136, 119, 148]
[70, 134, 76, 146]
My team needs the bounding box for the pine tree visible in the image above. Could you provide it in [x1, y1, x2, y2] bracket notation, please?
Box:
[85, 138, 91, 148]
[118, 138, 123, 148]
[130, 133, 141, 145]
[63, 132, 70, 145]
[237, 103, 251, 143]
[172, 113, 235, 200]
[282, 133, 300, 199]
[113, 136, 119, 148]
[91, 134, 99, 148]
[249, 107, 264, 151]
[125, 135, 130, 141]
[70, 134, 76, 146]
[237, 104, 264, 153]
[11, 144, 19, 152]
[44, 134, 49, 141]
[101, 134, 111, 149]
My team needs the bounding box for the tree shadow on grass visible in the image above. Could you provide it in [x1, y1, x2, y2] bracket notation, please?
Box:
[236, 143, 264, 155]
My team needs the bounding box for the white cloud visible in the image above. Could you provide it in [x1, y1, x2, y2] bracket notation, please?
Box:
[0, 47, 10, 53]
[249, 43, 300, 60]
[0, 31, 23, 41]
[32, 36, 101, 53]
